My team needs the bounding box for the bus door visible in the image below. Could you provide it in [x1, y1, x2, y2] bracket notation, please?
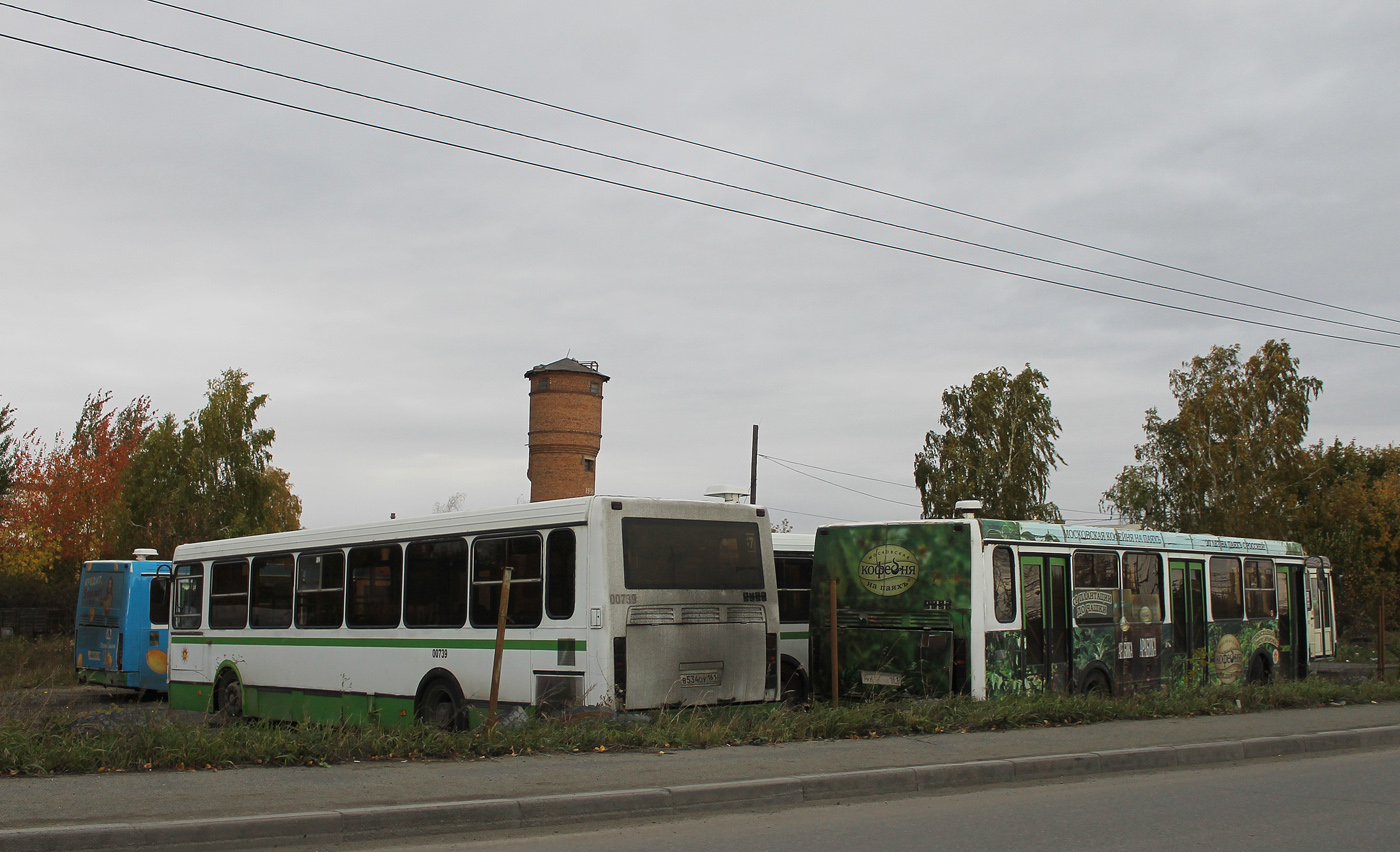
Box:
[1275, 564, 1306, 679]
[1021, 554, 1070, 693]
[1169, 560, 1207, 684]
[1304, 559, 1336, 659]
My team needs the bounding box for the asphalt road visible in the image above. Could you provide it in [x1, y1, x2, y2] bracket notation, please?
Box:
[352, 746, 1400, 852]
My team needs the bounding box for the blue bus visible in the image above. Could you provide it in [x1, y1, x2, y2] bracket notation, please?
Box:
[75, 550, 172, 693]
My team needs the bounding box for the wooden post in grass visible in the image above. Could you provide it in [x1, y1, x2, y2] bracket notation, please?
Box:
[829, 577, 839, 708]
[488, 566, 514, 727]
[1380, 588, 1387, 681]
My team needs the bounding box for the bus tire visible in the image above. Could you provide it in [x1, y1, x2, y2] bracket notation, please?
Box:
[213, 668, 244, 722]
[780, 658, 808, 706]
[1247, 653, 1272, 685]
[1079, 669, 1111, 696]
[416, 674, 466, 731]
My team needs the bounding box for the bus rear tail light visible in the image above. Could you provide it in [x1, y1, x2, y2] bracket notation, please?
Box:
[613, 636, 627, 710]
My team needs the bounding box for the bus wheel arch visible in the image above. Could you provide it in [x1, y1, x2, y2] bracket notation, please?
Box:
[213, 665, 244, 721]
[1247, 652, 1273, 685]
[779, 655, 809, 706]
[1078, 665, 1112, 696]
[415, 670, 466, 731]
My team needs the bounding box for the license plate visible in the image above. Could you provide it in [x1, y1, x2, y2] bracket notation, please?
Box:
[677, 662, 722, 688]
[860, 670, 903, 687]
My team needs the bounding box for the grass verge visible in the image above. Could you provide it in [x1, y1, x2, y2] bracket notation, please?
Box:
[4, 677, 1400, 776]
[0, 635, 76, 690]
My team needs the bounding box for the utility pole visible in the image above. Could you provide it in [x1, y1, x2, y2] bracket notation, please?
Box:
[749, 425, 759, 505]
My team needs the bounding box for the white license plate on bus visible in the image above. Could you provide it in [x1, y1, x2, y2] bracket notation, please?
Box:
[678, 662, 723, 688]
[860, 670, 903, 687]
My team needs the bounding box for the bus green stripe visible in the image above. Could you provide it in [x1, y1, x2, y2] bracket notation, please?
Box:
[168, 636, 584, 651]
[779, 631, 809, 640]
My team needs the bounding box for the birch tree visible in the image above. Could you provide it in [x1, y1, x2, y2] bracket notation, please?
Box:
[914, 365, 1064, 521]
[1102, 340, 1321, 539]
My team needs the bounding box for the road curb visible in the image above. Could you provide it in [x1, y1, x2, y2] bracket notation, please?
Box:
[4, 723, 1398, 852]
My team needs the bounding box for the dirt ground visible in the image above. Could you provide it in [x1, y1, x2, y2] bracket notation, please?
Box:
[0, 684, 205, 729]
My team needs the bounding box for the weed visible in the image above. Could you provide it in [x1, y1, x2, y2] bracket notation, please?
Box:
[0, 635, 76, 690]
[3, 677, 1399, 776]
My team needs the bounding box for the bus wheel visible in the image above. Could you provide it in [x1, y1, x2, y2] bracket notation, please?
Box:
[780, 661, 808, 707]
[417, 677, 465, 731]
[214, 669, 243, 721]
[1080, 670, 1111, 696]
[1247, 653, 1272, 685]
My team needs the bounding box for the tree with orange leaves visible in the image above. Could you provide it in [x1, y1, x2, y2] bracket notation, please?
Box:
[0, 392, 152, 583]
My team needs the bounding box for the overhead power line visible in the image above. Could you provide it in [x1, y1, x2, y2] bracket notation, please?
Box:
[12, 3, 1394, 339]
[759, 454, 917, 490]
[760, 454, 1116, 520]
[139, 0, 1400, 329]
[761, 456, 921, 508]
[4, 29, 1399, 350]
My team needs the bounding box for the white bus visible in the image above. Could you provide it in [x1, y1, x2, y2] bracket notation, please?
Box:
[167, 496, 780, 727]
[772, 532, 815, 701]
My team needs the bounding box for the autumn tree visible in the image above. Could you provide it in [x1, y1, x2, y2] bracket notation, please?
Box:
[118, 369, 302, 557]
[1102, 340, 1321, 540]
[0, 392, 152, 584]
[0, 398, 15, 511]
[914, 364, 1064, 521]
[1292, 440, 1400, 628]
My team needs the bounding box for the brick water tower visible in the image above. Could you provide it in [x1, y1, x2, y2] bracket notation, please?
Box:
[525, 358, 609, 502]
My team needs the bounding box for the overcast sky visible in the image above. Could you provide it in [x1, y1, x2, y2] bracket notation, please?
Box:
[3, 2, 1398, 536]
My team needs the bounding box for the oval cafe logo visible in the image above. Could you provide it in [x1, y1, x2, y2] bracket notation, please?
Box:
[1214, 634, 1244, 684]
[858, 545, 919, 596]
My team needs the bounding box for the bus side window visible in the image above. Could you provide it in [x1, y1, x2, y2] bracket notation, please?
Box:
[209, 559, 250, 629]
[149, 575, 172, 627]
[1209, 556, 1244, 620]
[1243, 558, 1276, 619]
[404, 538, 469, 629]
[347, 545, 404, 628]
[1071, 551, 1119, 624]
[172, 564, 204, 630]
[471, 535, 542, 628]
[546, 529, 577, 620]
[251, 554, 295, 629]
[776, 556, 812, 623]
[1121, 552, 1163, 623]
[296, 551, 345, 628]
[992, 546, 1016, 624]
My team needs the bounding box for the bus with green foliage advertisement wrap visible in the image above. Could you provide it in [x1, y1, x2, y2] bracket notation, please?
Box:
[167, 496, 779, 727]
[810, 511, 1335, 701]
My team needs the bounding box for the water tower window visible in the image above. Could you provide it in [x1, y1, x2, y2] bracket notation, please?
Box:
[582, 456, 595, 472]
[538, 378, 550, 390]
[589, 382, 599, 395]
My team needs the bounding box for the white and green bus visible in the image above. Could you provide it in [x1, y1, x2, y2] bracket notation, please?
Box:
[168, 496, 780, 727]
[773, 533, 815, 701]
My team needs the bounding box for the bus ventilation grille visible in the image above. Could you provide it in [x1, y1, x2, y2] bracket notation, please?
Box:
[837, 609, 954, 631]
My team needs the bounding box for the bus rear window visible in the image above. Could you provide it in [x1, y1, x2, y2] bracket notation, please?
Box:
[622, 518, 764, 590]
[78, 569, 129, 626]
